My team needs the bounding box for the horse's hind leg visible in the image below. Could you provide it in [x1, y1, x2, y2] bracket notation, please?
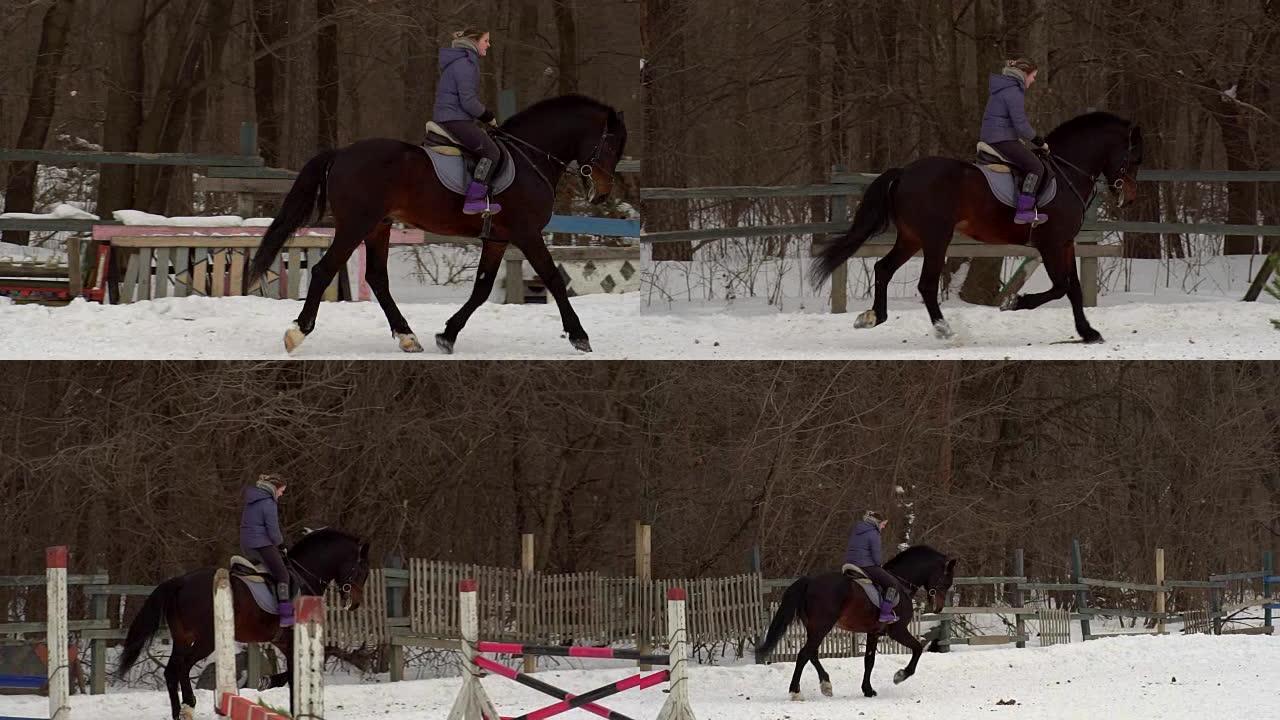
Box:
[435, 239, 507, 354]
[915, 226, 955, 339]
[176, 634, 214, 719]
[861, 631, 879, 697]
[163, 648, 194, 720]
[790, 612, 838, 700]
[285, 214, 379, 353]
[363, 221, 423, 352]
[857, 239, 919, 329]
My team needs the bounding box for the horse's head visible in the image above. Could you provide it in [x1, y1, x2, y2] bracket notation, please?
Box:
[501, 95, 629, 204]
[290, 528, 371, 611]
[1047, 112, 1143, 208]
[885, 545, 957, 614]
[575, 107, 628, 204]
[1106, 123, 1143, 208]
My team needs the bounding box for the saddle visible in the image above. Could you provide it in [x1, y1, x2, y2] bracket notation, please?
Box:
[973, 141, 1058, 210]
[228, 555, 295, 615]
[421, 121, 517, 197]
[841, 563, 887, 606]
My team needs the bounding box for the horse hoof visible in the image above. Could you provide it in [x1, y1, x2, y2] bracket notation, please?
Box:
[570, 337, 593, 353]
[863, 688, 877, 698]
[283, 323, 306, 353]
[893, 670, 907, 685]
[396, 333, 424, 353]
[853, 309, 878, 329]
[179, 705, 195, 720]
[933, 319, 954, 339]
[435, 333, 455, 354]
[789, 692, 804, 702]
[820, 680, 833, 697]
[999, 294, 1021, 311]
[1082, 330, 1104, 344]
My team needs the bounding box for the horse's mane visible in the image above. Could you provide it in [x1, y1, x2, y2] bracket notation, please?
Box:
[884, 544, 947, 570]
[291, 527, 361, 553]
[502, 93, 620, 128]
[1046, 111, 1132, 142]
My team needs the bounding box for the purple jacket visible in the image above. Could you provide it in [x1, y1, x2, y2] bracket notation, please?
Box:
[980, 73, 1037, 144]
[433, 47, 489, 123]
[240, 483, 284, 550]
[843, 519, 883, 567]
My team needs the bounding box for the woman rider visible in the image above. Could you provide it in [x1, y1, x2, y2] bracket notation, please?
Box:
[434, 28, 503, 216]
[980, 58, 1049, 225]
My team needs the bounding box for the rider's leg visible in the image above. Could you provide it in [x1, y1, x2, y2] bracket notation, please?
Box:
[440, 120, 504, 215]
[249, 545, 294, 627]
[861, 565, 902, 623]
[992, 140, 1048, 225]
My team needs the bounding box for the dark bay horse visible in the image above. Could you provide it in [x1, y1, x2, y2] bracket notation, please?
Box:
[117, 529, 370, 720]
[812, 112, 1143, 344]
[248, 94, 628, 355]
[755, 546, 957, 700]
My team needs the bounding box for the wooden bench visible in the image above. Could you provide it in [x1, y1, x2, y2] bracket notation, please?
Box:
[0, 237, 105, 304]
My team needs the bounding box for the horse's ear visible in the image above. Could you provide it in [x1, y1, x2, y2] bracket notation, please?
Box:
[359, 541, 370, 560]
[946, 558, 958, 573]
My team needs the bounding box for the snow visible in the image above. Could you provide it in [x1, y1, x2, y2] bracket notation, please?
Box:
[0, 202, 98, 220]
[113, 210, 250, 227]
[1, 633, 1274, 720]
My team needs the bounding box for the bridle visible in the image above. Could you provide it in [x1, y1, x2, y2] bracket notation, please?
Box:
[287, 554, 365, 598]
[490, 120, 617, 197]
[1041, 128, 1138, 216]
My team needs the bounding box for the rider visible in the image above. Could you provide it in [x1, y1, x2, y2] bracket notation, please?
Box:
[434, 28, 503, 216]
[240, 473, 293, 627]
[980, 58, 1048, 225]
[843, 510, 900, 624]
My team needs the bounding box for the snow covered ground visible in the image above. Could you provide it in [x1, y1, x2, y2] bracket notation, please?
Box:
[3, 247, 1279, 359]
[1, 633, 1274, 720]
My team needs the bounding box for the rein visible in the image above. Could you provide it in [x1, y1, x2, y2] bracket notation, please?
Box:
[490, 119, 616, 197]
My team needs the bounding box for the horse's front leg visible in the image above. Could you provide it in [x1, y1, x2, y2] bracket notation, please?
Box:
[518, 235, 591, 352]
[436, 239, 507, 354]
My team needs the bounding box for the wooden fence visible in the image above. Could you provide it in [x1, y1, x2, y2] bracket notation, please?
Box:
[641, 168, 1280, 310]
[1, 542, 1275, 695]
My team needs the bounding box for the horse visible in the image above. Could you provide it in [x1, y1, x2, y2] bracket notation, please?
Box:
[117, 528, 370, 720]
[754, 545, 957, 700]
[812, 111, 1144, 344]
[247, 93, 628, 356]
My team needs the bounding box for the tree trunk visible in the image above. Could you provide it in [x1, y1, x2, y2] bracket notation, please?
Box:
[1, 0, 76, 246]
[254, 0, 287, 167]
[642, 0, 692, 261]
[553, 1, 579, 95]
[400, 0, 438, 140]
[134, 3, 206, 214]
[95, 0, 146, 227]
[316, 0, 340, 150]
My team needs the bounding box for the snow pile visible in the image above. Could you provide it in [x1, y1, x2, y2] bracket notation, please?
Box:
[0, 202, 98, 221]
[112, 210, 275, 227]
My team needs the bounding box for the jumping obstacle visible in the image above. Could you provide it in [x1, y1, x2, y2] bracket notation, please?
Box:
[212, 568, 326, 720]
[0, 547, 70, 720]
[448, 579, 695, 720]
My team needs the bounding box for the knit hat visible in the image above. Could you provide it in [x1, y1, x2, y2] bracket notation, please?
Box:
[863, 510, 886, 524]
[257, 473, 286, 492]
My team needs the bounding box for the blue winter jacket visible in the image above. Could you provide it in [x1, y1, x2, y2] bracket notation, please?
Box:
[843, 520, 883, 567]
[433, 47, 489, 123]
[240, 483, 284, 550]
[980, 73, 1037, 144]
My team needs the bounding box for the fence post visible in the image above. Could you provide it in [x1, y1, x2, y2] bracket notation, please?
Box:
[237, 122, 260, 217]
[656, 588, 696, 720]
[521, 533, 536, 674]
[1071, 539, 1091, 640]
[504, 247, 525, 304]
[636, 523, 653, 670]
[292, 596, 325, 720]
[1013, 549, 1026, 648]
[90, 568, 108, 695]
[386, 553, 404, 682]
[448, 579, 500, 720]
[47, 546, 70, 720]
[1155, 548, 1166, 635]
[828, 164, 849, 314]
[1264, 550, 1274, 630]
[213, 569, 237, 708]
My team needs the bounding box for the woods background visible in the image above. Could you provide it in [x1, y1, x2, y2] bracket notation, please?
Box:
[0, 0, 641, 237]
[2, 361, 1276, 590]
[641, 0, 1280, 298]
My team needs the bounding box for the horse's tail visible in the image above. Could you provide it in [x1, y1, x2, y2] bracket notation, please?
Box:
[754, 576, 809, 661]
[248, 148, 338, 287]
[117, 576, 182, 677]
[809, 167, 902, 287]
